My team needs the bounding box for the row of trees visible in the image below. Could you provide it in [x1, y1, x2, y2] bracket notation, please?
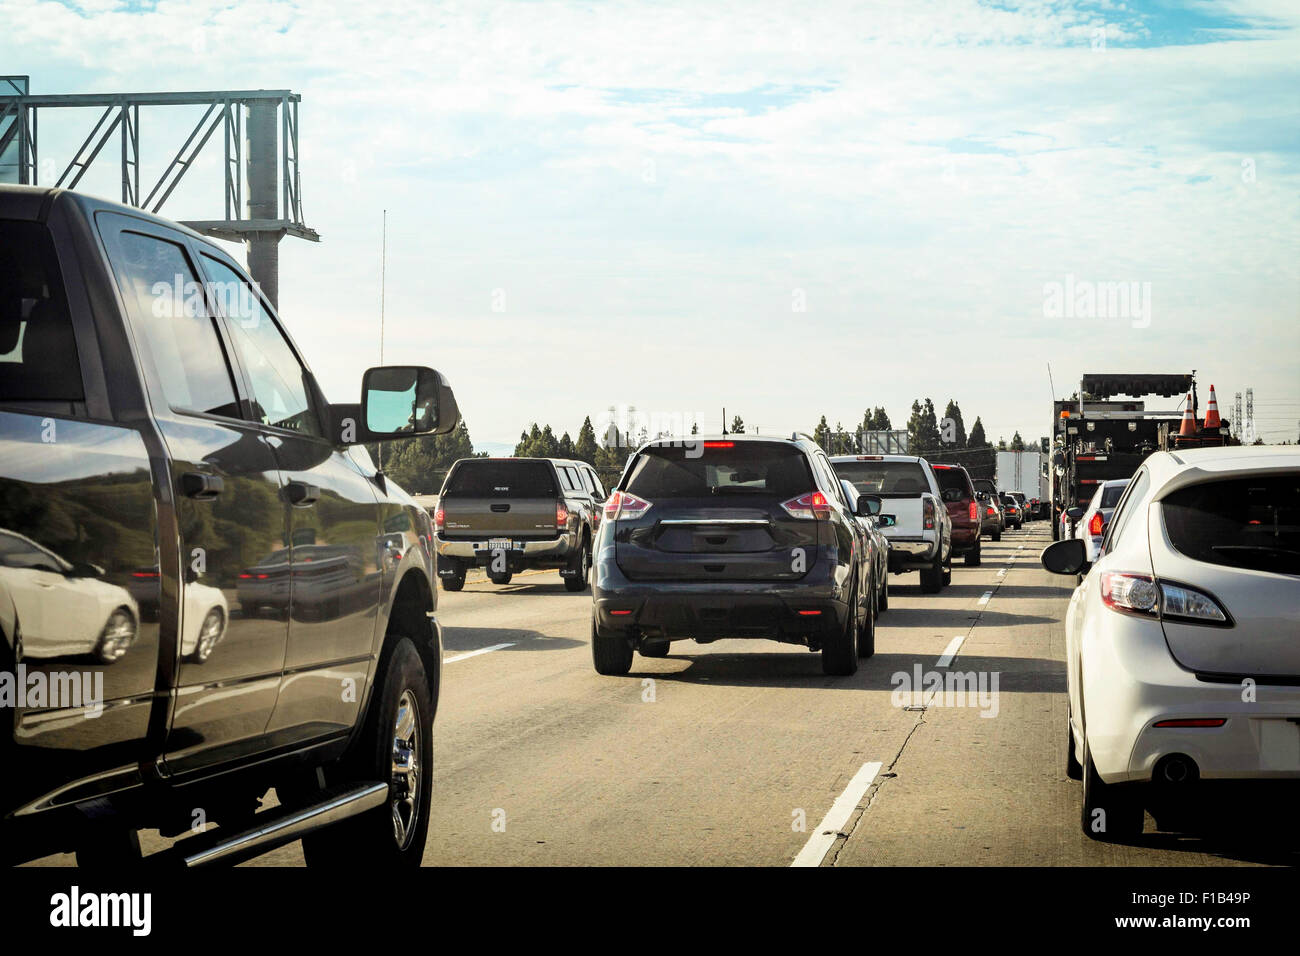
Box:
[369, 421, 478, 496]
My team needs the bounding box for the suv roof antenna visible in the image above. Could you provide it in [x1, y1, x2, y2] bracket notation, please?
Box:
[722, 407, 727, 436]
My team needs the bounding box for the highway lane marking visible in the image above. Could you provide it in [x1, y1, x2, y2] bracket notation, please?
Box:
[444, 642, 516, 663]
[791, 761, 883, 868]
[977, 590, 992, 605]
[936, 635, 965, 667]
[997, 568, 1007, 577]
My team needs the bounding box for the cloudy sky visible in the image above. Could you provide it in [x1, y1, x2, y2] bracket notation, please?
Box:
[5, 0, 1298, 448]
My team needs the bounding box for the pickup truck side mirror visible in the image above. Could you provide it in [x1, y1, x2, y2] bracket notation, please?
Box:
[876, 514, 897, 528]
[1041, 537, 1088, 575]
[331, 366, 461, 446]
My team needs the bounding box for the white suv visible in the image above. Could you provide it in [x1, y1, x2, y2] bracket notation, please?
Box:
[1041, 445, 1300, 841]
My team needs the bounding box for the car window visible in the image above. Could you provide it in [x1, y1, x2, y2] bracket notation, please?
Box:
[833, 459, 929, 496]
[0, 219, 84, 403]
[557, 467, 575, 492]
[1162, 473, 1300, 576]
[1105, 468, 1149, 549]
[624, 443, 813, 499]
[1100, 482, 1128, 509]
[201, 255, 321, 436]
[565, 466, 584, 494]
[443, 459, 558, 498]
[933, 467, 972, 501]
[111, 231, 240, 417]
[583, 468, 605, 498]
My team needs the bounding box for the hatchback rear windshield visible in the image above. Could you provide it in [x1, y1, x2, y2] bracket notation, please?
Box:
[1100, 483, 1128, 508]
[1162, 474, 1300, 576]
[624, 443, 812, 499]
[833, 460, 928, 497]
[443, 460, 557, 498]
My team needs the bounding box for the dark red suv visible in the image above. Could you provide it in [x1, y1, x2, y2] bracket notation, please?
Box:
[930, 463, 982, 566]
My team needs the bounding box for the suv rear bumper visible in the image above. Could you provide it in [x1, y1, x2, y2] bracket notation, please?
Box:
[950, 523, 979, 554]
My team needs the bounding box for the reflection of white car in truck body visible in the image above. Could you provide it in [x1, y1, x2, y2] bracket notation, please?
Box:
[0, 529, 139, 663]
[181, 582, 229, 664]
[830, 455, 953, 594]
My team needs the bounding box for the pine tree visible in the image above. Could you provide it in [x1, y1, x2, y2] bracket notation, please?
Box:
[574, 417, 599, 464]
[730, 415, 745, 434]
[942, 400, 967, 449]
[813, 415, 831, 450]
[969, 417, 987, 448]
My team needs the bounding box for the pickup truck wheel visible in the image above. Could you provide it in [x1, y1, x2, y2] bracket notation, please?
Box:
[440, 573, 465, 592]
[821, 585, 859, 676]
[857, 582, 876, 659]
[564, 538, 591, 592]
[964, 540, 981, 567]
[941, 557, 952, 587]
[301, 637, 433, 866]
[488, 571, 513, 585]
[919, 559, 942, 594]
[591, 621, 633, 675]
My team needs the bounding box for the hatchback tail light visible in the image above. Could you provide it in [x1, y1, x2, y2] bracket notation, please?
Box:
[1100, 572, 1230, 625]
[604, 491, 652, 521]
[1088, 511, 1104, 536]
[781, 491, 832, 520]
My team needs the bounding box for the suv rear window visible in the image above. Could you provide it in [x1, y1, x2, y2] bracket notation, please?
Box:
[1100, 483, 1128, 508]
[932, 466, 973, 501]
[0, 219, 83, 402]
[443, 459, 557, 498]
[624, 443, 812, 499]
[1162, 474, 1300, 576]
[834, 460, 928, 497]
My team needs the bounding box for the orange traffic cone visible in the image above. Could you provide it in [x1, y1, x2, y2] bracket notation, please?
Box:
[1203, 384, 1222, 430]
[1176, 393, 1200, 448]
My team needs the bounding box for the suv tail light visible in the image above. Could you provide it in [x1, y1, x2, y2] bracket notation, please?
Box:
[556, 500, 569, 530]
[968, 501, 978, 522]
[434, 507, 445, 533]
[986, 506, 995, 517]
[1088, 511, 1104, 536]
[1100, 572, 1229, 625]
[604, 491, 652, 521]
[923, 497, 936, 530]
[781, 491, 832, 520]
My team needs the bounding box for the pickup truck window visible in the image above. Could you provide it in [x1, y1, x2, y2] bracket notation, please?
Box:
[443, 459, 558, 497]
[583, 467, 605, 499]
[0, 220, 83, 403]
[557, 467, 576, 493]
[835, 460, 929, 497]
[113, 231, 240, 417]
[201, 254, 321, 437]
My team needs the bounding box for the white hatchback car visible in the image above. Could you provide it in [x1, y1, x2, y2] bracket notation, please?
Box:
[1040, 445, 1300, 841]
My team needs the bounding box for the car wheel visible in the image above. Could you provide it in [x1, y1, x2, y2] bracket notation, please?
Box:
[857, 581, 876, 659]
[564, 537, 591, 593]
[93, 607, 137, 664]
[919, 557, 942, 594]
[440, 573, 465, 592]
[188, 607, 224, 663]
[941, 556, 952, 587]
[878, 573, 889, 612]
[1065, 707, 1083, 781]
[488, 571, 513, 585]
[822, 584, 859, 676]
[302, 637, 433, 866]
[639, 639, 670, 658]
[964, 539, 981, 567]
[1080, 736, 1143, 842]
[591, 620, 634, 675]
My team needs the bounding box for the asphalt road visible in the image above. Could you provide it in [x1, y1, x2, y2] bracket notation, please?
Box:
[30, 522, 1298, 866]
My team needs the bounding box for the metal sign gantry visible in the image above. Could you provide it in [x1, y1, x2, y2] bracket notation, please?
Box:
[0, 76, 318, 308]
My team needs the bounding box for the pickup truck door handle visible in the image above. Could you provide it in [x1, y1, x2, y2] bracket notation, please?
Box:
[180, 472, 224, 500]
[490, 503, 510, 513]
[285, 481, 320, 507]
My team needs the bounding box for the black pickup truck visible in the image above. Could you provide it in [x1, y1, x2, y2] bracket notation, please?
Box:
[0, 185, 460, 867]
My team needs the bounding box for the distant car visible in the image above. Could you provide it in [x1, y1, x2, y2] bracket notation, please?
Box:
[931, 463, 983, 565]
[1041, 446, 1300, 842]
[1073, 478, 1130, 564]
[593, 435, 880, 676]
[831, 454, 952, 593]
[435, 457, 605, 591]
[1009, 491, 1030, 521]
[840, 478, 891, 615]
[1000, 494, 1022, 529]
[972, 479, 1003, 541]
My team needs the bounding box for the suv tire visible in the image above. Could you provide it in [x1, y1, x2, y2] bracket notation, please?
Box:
[964, 539, 981, 567]
[592, 621, 633, 675]
[821, 584, 859, 676]
[302, 637, 433, 866]
[857, 583, 876, 659]
[919, 555, 943, 594]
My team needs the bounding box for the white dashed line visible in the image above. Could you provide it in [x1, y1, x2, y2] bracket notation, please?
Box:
[445, 642, 515, 663]
[977, 591, 992, 605]
[936, 635, 965, 667]
[792, 761, 883, 867]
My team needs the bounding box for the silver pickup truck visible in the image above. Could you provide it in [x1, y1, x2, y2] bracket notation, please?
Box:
[830, 454, 953, 593]
[433, 457, 606, 591]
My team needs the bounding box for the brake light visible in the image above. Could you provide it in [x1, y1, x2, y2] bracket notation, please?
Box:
[556, 500, 569, 529]
[1088, 512, 1104, 536]
[986, 506, 995, 517]
[781, 491, 832, 520]
[968, 501, 978, 522]
[434, 507, 445, 532]
[702, 441, 735, 448]
[855, 455, 882, 460]
[1100, 573, 1229, 625]
[604, 491, 652, 521]
[923, 497, 935, 530]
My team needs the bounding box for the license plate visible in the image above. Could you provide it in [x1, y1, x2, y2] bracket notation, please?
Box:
[487, 538, 515, 551]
